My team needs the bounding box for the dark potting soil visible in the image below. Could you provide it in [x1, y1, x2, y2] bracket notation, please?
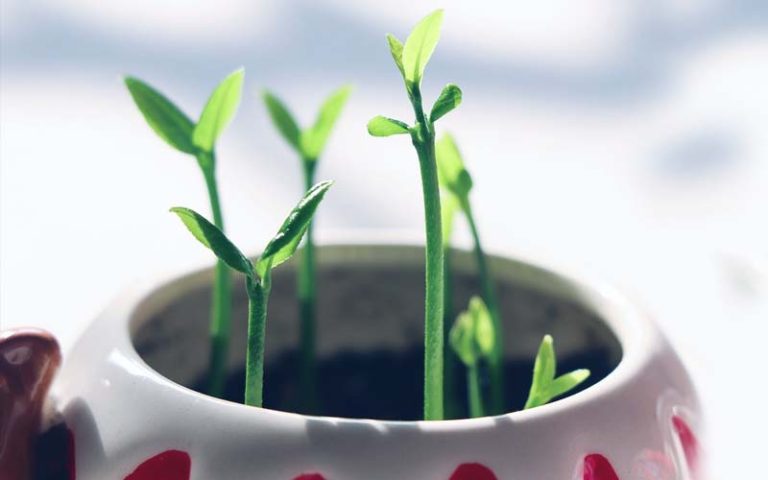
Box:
[195, 343, 614, 420]
[141, 246, 622, 421]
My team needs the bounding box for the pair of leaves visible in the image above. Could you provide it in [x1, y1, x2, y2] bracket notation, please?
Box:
[366, 82, 462, 138]
[368, 11, 462, 139]
[171, 181, 333, 285]
[262, 86, 352, 161]
[449, 296, 495, 367]
[125, 68, 244, 157]
[524, 335, 591, 409]
[387, 9, 443, 86]
[366, 80, 462, 138]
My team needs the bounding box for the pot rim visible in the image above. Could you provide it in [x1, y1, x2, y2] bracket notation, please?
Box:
[115, 231, 659, 431]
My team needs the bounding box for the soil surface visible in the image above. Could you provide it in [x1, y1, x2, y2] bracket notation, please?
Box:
[197, 343, 614, 420]
[136, 246, 622, 421]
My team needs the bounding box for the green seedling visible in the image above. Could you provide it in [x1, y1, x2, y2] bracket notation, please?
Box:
[524, 335, 591, 410]
[125, 69, 244, 397]
[171, 181, 333, 407]
[262, 85, 351, 412]
[450, 296, 495, 418]
[436, 133, 505, 414]
[367, 9, 461, 421]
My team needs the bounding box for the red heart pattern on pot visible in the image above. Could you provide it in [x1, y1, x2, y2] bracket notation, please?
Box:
[28, 406, 699, 480]
[123, 450, 191, 480]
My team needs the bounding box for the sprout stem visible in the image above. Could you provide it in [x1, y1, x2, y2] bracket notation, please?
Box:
[409, 84, 444, 421]
[443, 249, 460, 419]
[200, 153, 232, 398]
[462, 198, 504, 414]
[298, 159, 318, 413]
[467, 363, 484, 418]
[244, 272, 271, 407]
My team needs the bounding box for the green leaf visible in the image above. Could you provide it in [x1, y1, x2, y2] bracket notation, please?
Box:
[436, 133, 473, 200]
[262, 90, 301, 153]
[548, 369, 590, 401]
[402, 9, 444, 85]
[524, 335, 589, 409]
[449, 296, 495, 367]
[533, 335, 556, 390]
[367, 116, 410, 137]
[386, 34, 405, 77]
[300, 85, 352, 159]
[470, 297, 494, 357]
[124, 76, 196, 154]
[193, 68, 245, 153]
[256, 181, 333, 277]
[450, 310, 477, 366]
[430, 84, 462, 122]
[170, 207, 253, 276]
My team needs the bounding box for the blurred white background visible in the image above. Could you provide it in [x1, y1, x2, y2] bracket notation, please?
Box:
[2, 1, 768, 477]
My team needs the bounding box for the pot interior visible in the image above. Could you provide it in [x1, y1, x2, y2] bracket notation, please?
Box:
[132, 245, 622, 421]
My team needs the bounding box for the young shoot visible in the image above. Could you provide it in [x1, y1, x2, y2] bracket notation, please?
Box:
[171, 181, 333, 407]
[449, 296, 495, 418]
[436, 133, 505, 414]
[524, 335, 591, 410]
[125, 69, 244, 397]
[367, 9, 462, 421]
[262, 86, 351, 412]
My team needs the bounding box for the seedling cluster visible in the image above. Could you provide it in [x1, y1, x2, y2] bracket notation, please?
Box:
[126, 9, 590, 421]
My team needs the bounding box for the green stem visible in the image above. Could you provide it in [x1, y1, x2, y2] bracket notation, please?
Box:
[468, 364, 484, 418]
[298, 159, 318, 413]
[409, 84, 444, 421]
[443, 248, 459, 419]
[200, 153, 232, 398]
[462, 199, 504, 414]
[245, 272, 271, 407]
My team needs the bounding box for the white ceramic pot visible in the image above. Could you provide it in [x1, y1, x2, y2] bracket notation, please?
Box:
[51, 243, 703, 480]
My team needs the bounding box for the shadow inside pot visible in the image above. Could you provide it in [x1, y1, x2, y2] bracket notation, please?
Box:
[133, 245, 622, 421]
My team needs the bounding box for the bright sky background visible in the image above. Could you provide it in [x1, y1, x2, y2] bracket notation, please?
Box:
[2, 1, 768, 476]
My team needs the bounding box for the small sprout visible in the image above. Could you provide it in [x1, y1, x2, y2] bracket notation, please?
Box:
[436, 133, 505, 415]
[171, 181, 333, 407]
[263, 85, 352, 161]
[370, 9, 457, 420]
[450, 296, 494, 418]
[125, 69, 244, 397]
[430, 84, 463, 123]
[524, 335, 591, 410]
[262, 87, 351, 413]
[367, 116, 410, 137]
[450, 297, 494, 365]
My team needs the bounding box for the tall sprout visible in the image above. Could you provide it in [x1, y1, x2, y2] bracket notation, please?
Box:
[367, 10, 462, 420]
[261, 86, 351, 412]
[125, 70, 244, 396]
